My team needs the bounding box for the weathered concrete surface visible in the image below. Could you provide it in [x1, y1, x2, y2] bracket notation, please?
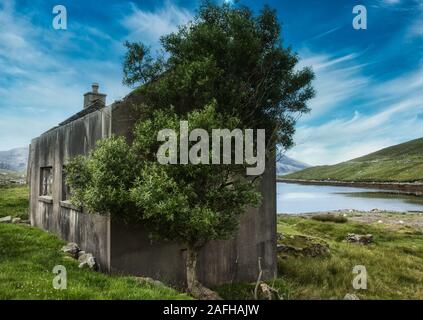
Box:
[109, 156, 276, 287]
[28, 89, 277, 286]
[28, 106, 112, 271]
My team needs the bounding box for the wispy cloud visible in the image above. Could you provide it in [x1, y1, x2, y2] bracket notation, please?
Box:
[121, 1, 192, 48]
[297, 51, 369, 120]
[0, 0, 128, 150]
[288, 58, 423, 165]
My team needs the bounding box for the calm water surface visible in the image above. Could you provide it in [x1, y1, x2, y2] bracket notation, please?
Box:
[277, 182, 423, 214]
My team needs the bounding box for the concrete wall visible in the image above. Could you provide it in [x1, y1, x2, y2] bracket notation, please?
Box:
[29, 96, 277, 286]
[109, 156, 277, 287]
[108, 96, 277, 285]
[28, 107, 111, 271]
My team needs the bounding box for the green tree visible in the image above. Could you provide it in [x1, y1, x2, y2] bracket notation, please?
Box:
[68, 1, 314, 299]
[123, 1, 315, 151]
[66, 104, 261, 298]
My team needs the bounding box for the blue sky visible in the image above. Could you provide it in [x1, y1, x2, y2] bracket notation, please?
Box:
[0, 0, 422, 165]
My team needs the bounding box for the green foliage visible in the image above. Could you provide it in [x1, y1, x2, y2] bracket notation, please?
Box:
[123, 1, 314, 150]
[65, 137, 139, 220]
[284, 137, 423, 182]
[0, 223, 190, 300]
[122, 41, 165, 87]
[66, 104, 261, 249]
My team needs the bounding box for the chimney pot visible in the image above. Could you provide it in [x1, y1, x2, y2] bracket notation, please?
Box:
[83, 83, 106, 109]
[92, 83, 99, 93]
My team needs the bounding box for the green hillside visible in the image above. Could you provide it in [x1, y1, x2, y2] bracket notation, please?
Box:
[283, 138, 423, 182]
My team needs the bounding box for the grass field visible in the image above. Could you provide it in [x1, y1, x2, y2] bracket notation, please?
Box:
[2, 184, 423, 299]
[217, 213, 423, 300]
[0, 185, 29, 219]
[0, 223, 190, 299]
[283, 137, 423, 182]
[0, 185, 190, 300]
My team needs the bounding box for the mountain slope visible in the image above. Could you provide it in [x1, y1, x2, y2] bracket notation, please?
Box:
[0, 147, 28, 172]
[283, 138, 423, 182]
[277, 155, 310, 175]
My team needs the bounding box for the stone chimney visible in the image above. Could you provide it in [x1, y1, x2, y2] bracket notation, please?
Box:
[83, 83, 106, 109]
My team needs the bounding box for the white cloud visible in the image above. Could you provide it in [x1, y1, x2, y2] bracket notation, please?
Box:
[0, 1, 129, 150]
[287, 61, 423, 165]
[121, 1, 192, 47]
[297, 51, 369, 120]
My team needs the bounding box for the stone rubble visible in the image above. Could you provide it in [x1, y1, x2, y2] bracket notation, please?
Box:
[346, 233, 373, 245]
[61, 242, 98, 270]
[0, 216, 12, 223]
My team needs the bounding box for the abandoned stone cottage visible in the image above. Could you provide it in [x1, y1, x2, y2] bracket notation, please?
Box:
[27, 84, 277, 286]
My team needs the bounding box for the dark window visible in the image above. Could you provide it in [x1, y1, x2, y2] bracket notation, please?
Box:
[40, 167, 53, 196]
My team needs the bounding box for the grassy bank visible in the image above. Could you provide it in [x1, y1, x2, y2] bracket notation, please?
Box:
[0, 185, 190, 300]
[217, 212, 423, 299]
[0, 185, 28, 219]
[3, 184, 423, 299]
[0, 223, 190, 299]
[284, 137, 423, 182]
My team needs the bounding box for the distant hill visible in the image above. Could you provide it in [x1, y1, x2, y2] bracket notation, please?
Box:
[277, 155, 310, 175]
[283, 138, 423, 182]
[0, 147, 28, 172]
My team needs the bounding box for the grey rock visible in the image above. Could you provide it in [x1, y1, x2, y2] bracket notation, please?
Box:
[78, 252, 98, 270]
[344, 293, 360, 300]
[136, 276, 164, 287]
[0, 216, 12, 223]
[346, 233, 373, 245]
[276, 232, 285, 241]
[61, 242, 80, 258]
[12, 217, 22, 224]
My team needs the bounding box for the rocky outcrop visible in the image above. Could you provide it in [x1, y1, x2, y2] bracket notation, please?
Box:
[344, 293, 360, 300]
[0, 216, 12, 223]
[0, 216, 30, 224]
[346, 233, 373, 245]
[78, 252, 98, 270]
[61, 242, 98, 270]
[277, 235, 330, 258]
[61, 242, 80, 258]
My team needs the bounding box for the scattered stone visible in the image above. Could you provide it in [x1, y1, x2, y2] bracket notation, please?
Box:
[78, 250, 86, 258]
[136, 276, 164, 287]
[399, 220, 404, 224]
[344, 293, 360, 300]
[12, 217, 22, 224]
[276, 232, 285, 241]
[258, 283, 280, 300]
[277, 234, 330, 258]
[78, 252, 98, 270]
[346, 233, 373, 245]
[0, 216, 12, 223]
[378, 220, 383, 223]
[61, 242, 80, 258]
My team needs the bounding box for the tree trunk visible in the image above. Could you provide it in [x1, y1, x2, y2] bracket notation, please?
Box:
[186, 245, 222, 300]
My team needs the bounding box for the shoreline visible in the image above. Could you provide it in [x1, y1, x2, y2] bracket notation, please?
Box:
[277, 178, 423, 195]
